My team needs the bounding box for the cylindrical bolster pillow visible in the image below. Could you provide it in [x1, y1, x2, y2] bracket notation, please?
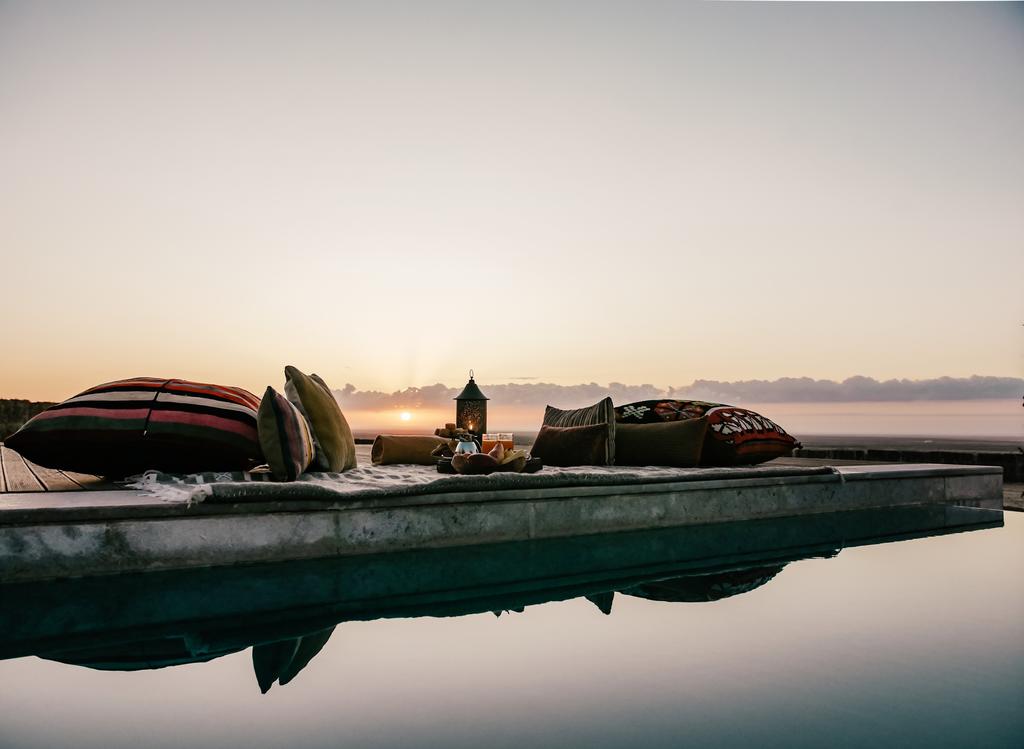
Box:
[371, 435, 449, 465]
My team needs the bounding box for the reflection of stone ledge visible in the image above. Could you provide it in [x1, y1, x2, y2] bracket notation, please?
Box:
[0, 502, 1003, 670]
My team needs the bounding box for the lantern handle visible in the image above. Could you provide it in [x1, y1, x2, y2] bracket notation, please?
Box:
[469, 369, 474, 380]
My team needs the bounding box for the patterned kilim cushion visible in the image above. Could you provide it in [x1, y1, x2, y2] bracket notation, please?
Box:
[5, 377, 263, 477]
[614, 399, 799, 466]
[543, 397, 616, 465]
[258, 386, 315, 481]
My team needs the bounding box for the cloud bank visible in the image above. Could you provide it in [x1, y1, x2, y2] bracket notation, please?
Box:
[679, 375, 1023, 403]
[335, 375, 1022, 410]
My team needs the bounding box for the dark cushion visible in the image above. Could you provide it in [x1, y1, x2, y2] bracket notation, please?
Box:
[614, 399, 799, 466]
[614, 417, 708, 467]
[530, 423, 610, 467]
[543, 397, 615, 464]
[6, 377, 263, 477]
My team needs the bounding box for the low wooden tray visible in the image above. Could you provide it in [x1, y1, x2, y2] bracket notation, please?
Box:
[436, 456, 543, 475]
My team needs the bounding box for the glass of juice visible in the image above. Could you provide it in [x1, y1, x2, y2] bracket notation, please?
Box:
[483, 433, 515, 453]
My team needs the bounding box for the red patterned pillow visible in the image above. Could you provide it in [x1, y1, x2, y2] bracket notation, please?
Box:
[614, 399, 799, 466]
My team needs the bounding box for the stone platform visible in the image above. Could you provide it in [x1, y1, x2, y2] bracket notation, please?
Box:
[0, 445, 1002, 583]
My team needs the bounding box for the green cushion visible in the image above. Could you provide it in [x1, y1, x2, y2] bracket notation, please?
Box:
[283, 366, 356, 472]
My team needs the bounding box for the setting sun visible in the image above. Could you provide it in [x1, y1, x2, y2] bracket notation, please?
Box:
[399, 411, 412, 421]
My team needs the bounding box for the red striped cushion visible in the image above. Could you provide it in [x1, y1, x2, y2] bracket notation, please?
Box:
[144, 379, 262, 474]
[257, 386, 315, 481]
[5, 378, 263, 477]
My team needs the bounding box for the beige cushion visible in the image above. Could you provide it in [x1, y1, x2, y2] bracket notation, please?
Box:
[283, 366, 357, 472]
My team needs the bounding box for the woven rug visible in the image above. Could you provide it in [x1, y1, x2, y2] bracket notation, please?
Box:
[127, 463, 839, 505]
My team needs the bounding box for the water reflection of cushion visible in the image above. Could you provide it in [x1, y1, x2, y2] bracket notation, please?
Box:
[615, 399, 799, 466]
[252, 627, 336, 693]
[44, 638, 245, 671]
[279, 628, 335, 685]
[623, 564, 787, 603]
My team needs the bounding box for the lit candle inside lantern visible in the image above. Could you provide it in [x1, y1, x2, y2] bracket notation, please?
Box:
[454, 370, 488, 437]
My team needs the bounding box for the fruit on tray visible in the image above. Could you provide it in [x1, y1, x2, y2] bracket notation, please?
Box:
[452, 451, 496, 474]
[450, 446, 531, 475]
[488, 442, 505, 462]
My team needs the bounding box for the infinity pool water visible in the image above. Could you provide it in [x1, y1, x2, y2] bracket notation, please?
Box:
[1, 508, 1021, 748]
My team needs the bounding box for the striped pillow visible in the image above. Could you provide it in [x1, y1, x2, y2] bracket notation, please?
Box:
[5, 378, 262, 477]
[258, 386, 315, 481]
[145, 379, 262, 473]
[542, 397, 616, 465]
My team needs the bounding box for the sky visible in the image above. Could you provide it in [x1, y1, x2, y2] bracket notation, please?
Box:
[1, 1, 1022, 405]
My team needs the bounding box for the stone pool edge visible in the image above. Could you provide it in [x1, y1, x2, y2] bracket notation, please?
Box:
[0, 463, 1002, 583]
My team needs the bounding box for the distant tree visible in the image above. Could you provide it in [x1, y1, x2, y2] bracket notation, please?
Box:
[0, 399, 55, 441]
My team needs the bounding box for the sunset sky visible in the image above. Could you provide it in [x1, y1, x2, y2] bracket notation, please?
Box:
[1, 2, 1022, 404]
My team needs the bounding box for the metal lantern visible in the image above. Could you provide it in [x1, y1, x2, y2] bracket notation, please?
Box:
[454, 369, 488, 437]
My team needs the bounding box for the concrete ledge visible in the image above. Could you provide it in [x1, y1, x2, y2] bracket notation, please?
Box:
[795, 445, 1023, 482]
[0, 463, 1002, 583]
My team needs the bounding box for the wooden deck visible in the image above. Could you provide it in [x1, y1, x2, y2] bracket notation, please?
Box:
[0, 444, 118, 493]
